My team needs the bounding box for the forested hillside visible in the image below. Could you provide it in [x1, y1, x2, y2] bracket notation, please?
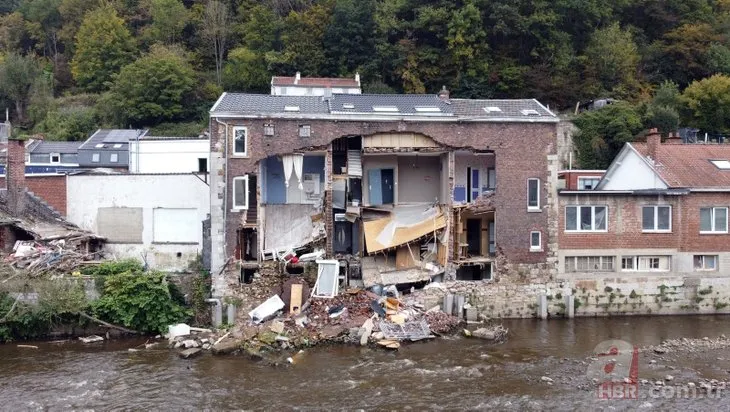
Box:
[1, 0, 730, 149]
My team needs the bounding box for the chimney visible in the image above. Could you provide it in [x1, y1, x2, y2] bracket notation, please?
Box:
[646, 127, 661, 161]
[295, 71, 301, 85]
[355, 72, 360, 86]
[6, 138, 25, 215]
[438, 85, 450, 101]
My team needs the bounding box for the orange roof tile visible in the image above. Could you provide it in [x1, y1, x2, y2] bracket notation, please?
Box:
[633, 143, 730, 188]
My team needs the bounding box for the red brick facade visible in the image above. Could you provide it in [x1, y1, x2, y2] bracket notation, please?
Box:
[212, 118, 557, 265]
[0, 175, 67, 216]
[559, 170, 605, 190]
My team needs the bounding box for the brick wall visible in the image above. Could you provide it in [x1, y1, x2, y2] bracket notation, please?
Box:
[0, 175, 67, 216]
[211, 118, 557, 268]
[560, 170, 604, 190]
[558, 192, 730, 252]
[6, 138, 25, 214]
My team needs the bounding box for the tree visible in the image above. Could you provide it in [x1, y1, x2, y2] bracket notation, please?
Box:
[0, 53, 45, 124]
[647, 23, 721, 86]
[105, 45, 196, 126]
[20, 0, 62, 65]
[222, 47, 269, 92]
[146, 0, 189, 44]
[0, 12, 32, 54]
[583, 22, 641, 98]
[644, 80, 681, 136]
[202, 0, 229, 86]
[322, 0, 376, 76]
[681, 74, 730, 134]
[58, 0, 101, 53]
[71, 5, 136, 92]
[573, 102, 644, 169]
[269, 3, 332, 76]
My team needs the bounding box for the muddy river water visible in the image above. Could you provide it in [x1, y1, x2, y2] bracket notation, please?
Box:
[2, 316, 730, 410]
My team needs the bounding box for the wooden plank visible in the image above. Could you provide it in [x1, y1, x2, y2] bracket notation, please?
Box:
[290, 284, 303, 315]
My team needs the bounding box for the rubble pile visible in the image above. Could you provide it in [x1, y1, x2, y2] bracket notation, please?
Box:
[424, 310, 463, 334]
[4, 239, 99, 276]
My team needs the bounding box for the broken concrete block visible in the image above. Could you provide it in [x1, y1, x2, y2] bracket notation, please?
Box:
[179, 348, 203, 359]
[182, 339, 200, 349]
[270, 320, 285, 334]
[211, 340, 241, 355]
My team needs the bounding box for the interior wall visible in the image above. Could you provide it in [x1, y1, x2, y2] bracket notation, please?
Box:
[397, 155, 441, 203]
[362, 155, 397, 205]
[454, 153, 495, 203]
[263, 155, 325, 204]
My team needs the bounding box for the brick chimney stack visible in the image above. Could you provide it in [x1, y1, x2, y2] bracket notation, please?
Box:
[438, 85, 450, 101]
[6, 138, 25, 215]
[646, 128, 661, 161]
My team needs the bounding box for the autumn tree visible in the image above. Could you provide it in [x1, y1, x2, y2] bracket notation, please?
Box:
[104, 45, 196, 126]
[202, 0, 229, 86]
[71, 5, 136, 92]
[0, 53, 45, 124]
[583, 22, 641, 98]
[681, 74, 730, 134]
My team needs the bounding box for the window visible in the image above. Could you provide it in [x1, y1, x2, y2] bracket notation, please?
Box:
[527, 178, 540, 210]
[486, 168, 496, 189]
[642, 206, 671, 232]
[621, 256, 671, 272]
[372, 106, 399, 112]
[198, 158, 207, 173]
[95, 143, 105, 148]
[700, 207, 728, 233]
[414, 107, 441, 113]
[113, 144, 123, 149]
[91, 153, 100, 163]
[710, 160, 730, 170]
[530, 231, 541, 251]
[483, 107, 502, 113]
[233, 176, 249, 210]
[110, 153, 118, 163]
[694, 255, 718, 271]
[299, 125, 311, 138]
[50, 153, 60, 164]
[578, 177, 600, 190]
[284, 105, 300, 112]
[342, 103, 355, 109]
[521, 109, 540, 116]
[565, 256, 615, 272]
[264, 123, 274, 136]
[565, 205, 608, 232]
[232, 127, 247, 156]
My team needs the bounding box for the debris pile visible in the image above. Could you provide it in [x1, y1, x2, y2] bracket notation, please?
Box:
[4, 239, 100, 276]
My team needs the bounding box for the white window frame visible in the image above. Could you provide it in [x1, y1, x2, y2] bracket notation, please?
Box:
[577, 176, 600, 190]
[263, 123, 274, 136]
[527, 178, 540, 211]
[694, 255, 718, 271]
[232, 175, 249, 210]
[232, 126, 248, 157]
[530, 231, 541, 252]
[299, 125, 311, 138]
[91, 153, 100, 163]
[565, 205, 608, 232]
[700, 207, 728, 234]
[110, 153, 119, 163]
[565, 256, 615, 272]
[642, 205, 672, 233]
[621, 256, 671, 272]
[49, 152, 60, 164]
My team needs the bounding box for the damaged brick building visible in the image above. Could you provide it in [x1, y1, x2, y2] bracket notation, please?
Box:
[208, 89, 560, 299]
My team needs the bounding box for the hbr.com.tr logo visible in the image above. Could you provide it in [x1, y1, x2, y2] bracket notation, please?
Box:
[586, 339, 640, 399]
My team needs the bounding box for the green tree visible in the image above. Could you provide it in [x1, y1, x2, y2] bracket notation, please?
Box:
[573, 102, 643, 169]
[201, 0, 230, 86]
[71, 5, 136, 92]
[681, 74, 730, 134]
[644, 80, 681, 136]
[0, 12, 33, 54]
[647, 23, 721, 86]
[146, 0, 189, 44]
[269, 3, 332, 76]
[105, 45, 196, 126]
[20, 0, 62, 64]
[0, 53, 45, 124]
[222, 47, 269, 92]
[583, 22, 640, 98]
[322, 0, 376, 76]
[35, 105, 98, 141]
[58, 0, 101, 53]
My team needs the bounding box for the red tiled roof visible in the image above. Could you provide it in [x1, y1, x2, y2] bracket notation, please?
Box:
[271, 76, 359, 88]
[633, 143, 730, 188]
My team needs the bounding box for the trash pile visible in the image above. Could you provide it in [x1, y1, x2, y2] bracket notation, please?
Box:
[3, 239, 99, 276]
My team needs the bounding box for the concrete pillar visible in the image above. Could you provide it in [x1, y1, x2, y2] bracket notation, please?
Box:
[324, 147, 334, 257]
[455, 294, 465, 318]
[210, 301, 223, 327]
[443, 293, 454, 315]
[226, 304, 237, 324]
[538, 294, 548, 320]
[566, 295, 575, 318]
[210, 119, 228, 297]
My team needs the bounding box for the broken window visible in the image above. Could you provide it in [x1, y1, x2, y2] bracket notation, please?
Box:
[233, 126, 247, 156]
[694, 255, 718, 271]
[700, 207, 728, 233]
[233, 175, 249, 209]
[565, 205, 607, 232]
[456, 264, 493, 281]
[527, 178, 540, 210]
[642, 206, 671, 232]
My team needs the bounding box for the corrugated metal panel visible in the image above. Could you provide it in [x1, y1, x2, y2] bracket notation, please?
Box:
[347, 150, 362, 177]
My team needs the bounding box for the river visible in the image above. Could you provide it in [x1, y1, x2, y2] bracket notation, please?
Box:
[2, 316, 730, 410]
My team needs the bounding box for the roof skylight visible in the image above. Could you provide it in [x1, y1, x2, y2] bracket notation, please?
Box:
[95, 143, 105, 148]
[521, 109, 540, 116]
[113, 144, 123, 148]
[483, 107, 502, 113]
[284, 105, 300, 112]
[372, 106, 399, 113]
[710, 160, 730, 170]
[415, 107, 441, 113]
[342, 103, 355, 109]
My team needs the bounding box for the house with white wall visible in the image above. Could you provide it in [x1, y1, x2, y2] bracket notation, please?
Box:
[128, 135, 209, 174]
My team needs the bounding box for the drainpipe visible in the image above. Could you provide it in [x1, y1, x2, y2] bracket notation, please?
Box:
[206, 298, 222, 327]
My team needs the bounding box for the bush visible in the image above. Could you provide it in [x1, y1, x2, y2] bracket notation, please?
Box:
[81, 259, 144, 277]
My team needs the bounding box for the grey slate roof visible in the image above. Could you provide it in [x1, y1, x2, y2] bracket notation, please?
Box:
[212, 93, 329, 114]
[78, 129, 148, 150]
[450, 99, 555, 118]
[29, 141, 83, 154]
[141, 135, 208, 141]
[211, 93, 557, 121]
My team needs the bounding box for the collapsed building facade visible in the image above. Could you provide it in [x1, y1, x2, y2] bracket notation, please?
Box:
[208, 89, 560, 300]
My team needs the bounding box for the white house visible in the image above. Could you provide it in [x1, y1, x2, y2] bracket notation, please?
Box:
[270, 72, 362, 96]
[128, 136, 209, 174]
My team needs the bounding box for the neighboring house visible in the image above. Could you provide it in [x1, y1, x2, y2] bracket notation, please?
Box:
[558, 128, 730, 280]
[25, 140, 83, 174]
[270, 72, 361, 96]
[208, 89, 559, 297]
[66, 172, 210, 271]
[78, 129, 148, 169]
[558, 170, 605, 191]
[129, 135, 209, 174]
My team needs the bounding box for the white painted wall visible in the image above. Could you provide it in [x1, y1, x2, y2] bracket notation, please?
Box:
[67, 174, 210, 271]
[270, 86, 361, 96]
[128, 139, 209, 174]
[600, 148, 667, 190]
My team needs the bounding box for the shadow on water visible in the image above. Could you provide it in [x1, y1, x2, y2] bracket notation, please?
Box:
[1, 315, 730, 410]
